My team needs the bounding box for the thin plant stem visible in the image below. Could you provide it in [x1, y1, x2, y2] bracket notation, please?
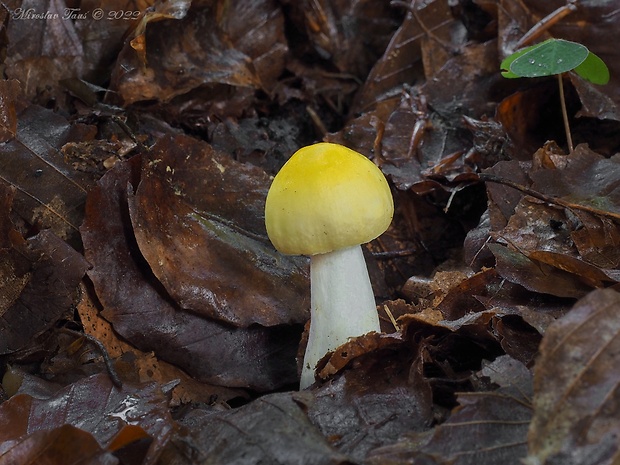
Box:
[558, 73, 574, 152]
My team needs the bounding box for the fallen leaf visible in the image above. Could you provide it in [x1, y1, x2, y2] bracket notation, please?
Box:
[306, 337, 433, 461]
[0, 79, 21, 142]
[285, 0, 401, 79]
[489, 243, 592, 299]
[128, 134, 309, 327]
[368, 355, 532, 465]
[161, 392, 350, 465]
[81, 156, 301, 390]
[0, 373, 174, 465]
[525, 289, 620, 465]
[0, 104, 95, 243]
[0, 186, 89, 355]
[77, 282, 247, 406]
[112, 0, 288, 106]
[0, 424, 118, 465]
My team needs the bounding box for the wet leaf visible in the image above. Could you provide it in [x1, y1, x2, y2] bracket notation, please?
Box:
[528, 145, 620, 216]
[81, 157, 301, 390]
[0, 424, 118, 465]
[161, 392, 350, 465]
[306, 338, 433, 461]
[367, 355, 532, 465]
[502, 39, 590, 79]
[76, 283, 246, 406]
[526, 289, 620, 464]
[0, 373, 173, 464]
[0, 187, 89, 355]
[489, 243, 592, 299]
[285, 0, 401, 79]
[352, 0, 455, 114]
[0, 104, 95, 243]
[112, 0, 287, 106]
[4, 0, 144, 107]
[128, 134, 309, 327]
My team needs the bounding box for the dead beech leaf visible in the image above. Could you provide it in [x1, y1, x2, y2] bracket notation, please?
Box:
[525, 289, 620, 465]
[367, 385, 531, 465]
[0, 192, 89, 355]
[0, 104, 95, 242]
[128, 134, 309, 327]
[316, 331, 403, 381]
[77, 282, 247, 406]
[352, 0, 454, 114]
[489, 243, 592, 299]
[167, 392, 351, 465]
[112, 0, 287, 105]
[285, 0, 401, 78]
[496, 197, 574, 257]
[307, 338, 433, 461]
[528, 145, 620, 216]
[4, 0, 146, 107]
[570, 211, 620, 269]
[0, 424, 117, 465]
[81, 156, 301, 390]
[528, 250, 616, 287]
[0, 373, 173, 465]
[367, 356, 532, 465]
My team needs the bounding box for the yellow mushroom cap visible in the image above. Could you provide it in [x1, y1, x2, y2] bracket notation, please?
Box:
[265, 142, 394, 255]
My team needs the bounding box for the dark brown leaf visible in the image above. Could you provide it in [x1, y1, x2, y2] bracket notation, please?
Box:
[529, 145, 620, 216]
[81, 156, 301, 390]
[368, 355, 532, 465]
[112, 0, 287, 106]
[160, 392, 350, 465]
[570, 211, 620, 269]
[4, 0, 146, 106]
[0, 79, 21, 142]
[0, 373, 173, 465]
[352, 0, 455, 114]
[0, 104, 95, 242]
[301, 336, 433, 461]
[284, 0, 402, 79]
[128, 134, 309, 327]
[526, 289, 620, 464]
[0, 424, 118, 465]
[0, 202, 89, 355]
[489, 243, 592, 299]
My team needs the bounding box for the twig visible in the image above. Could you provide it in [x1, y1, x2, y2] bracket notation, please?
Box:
[515, 0, 579, 49]
[59, 327, 123, 388]
[478, 173, 620, 222]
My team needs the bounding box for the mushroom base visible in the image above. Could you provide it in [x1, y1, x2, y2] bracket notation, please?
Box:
[300, 245, 381, 389]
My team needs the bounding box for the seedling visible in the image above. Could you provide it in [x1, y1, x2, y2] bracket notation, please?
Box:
[501, 38, 610, 152]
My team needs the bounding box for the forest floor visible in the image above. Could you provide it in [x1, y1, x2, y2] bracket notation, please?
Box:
[0, 1, 619, 464]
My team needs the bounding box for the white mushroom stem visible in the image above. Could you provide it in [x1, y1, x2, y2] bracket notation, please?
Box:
[300, 245, 381, 389]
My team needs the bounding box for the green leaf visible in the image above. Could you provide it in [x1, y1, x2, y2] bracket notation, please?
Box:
[573, 51, 610, 85]
[500, 43, 540, 78]
[509, 39, 588, 78]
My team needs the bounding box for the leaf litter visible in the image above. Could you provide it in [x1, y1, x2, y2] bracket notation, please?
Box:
[1, 0, 620, 464]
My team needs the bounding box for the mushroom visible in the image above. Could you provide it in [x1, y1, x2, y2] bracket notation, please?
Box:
[264, 142, 394, 388]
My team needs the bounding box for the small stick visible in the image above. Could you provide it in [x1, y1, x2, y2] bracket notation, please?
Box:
[515, 0, 579, 49]
[383, 305, 400, 332]
[59, 327, 123, 388]
[478, 173, 620, 222]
